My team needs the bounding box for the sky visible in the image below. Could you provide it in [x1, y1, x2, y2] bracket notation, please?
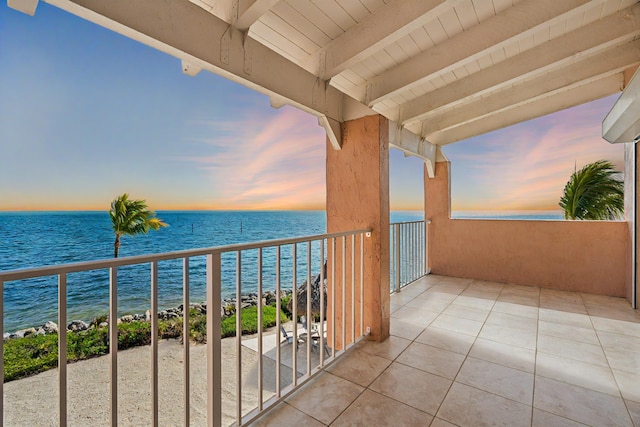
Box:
[0, 3, 623, 212]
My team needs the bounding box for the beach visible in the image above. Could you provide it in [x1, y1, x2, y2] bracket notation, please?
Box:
[2, 322, 317, 426]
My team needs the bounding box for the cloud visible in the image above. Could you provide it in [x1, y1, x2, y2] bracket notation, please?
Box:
[446, 95, 624, 210]
[177, 106, 326, 210]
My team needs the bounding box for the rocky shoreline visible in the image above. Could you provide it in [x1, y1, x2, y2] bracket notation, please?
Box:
[4, 290, 293, 341]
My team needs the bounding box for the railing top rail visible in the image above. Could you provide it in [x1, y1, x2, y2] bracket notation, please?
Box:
[0, 228, 372, 282]
[390, 220, 430, 225]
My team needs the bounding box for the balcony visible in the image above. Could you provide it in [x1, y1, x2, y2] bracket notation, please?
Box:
[254, 274, 640, 427]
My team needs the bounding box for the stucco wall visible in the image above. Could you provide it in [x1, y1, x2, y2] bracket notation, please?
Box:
[426, 162, 631, 297]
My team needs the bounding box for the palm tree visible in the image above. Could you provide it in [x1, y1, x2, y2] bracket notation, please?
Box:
[109, 193, 167, 257]
[559, 160, 624, 220]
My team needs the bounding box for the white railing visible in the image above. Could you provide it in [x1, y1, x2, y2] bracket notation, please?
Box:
[390, 220, 430, 293]
[0, 228, 371, 427]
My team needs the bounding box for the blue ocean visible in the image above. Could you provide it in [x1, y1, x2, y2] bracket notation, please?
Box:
[0, 210, 429, 331]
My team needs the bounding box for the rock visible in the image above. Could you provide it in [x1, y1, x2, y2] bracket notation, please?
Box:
[42, 321, 58, 334]
[3, 333, 11, 340]
[288, 262, 327, 317]
[121, 315, 134, 323]
[145, 310, 151, 322]
[35, 328, 46, 336]
[68, 320, 89, 332]
[99, 322, 108, 328]
[18, 327, 37, 337]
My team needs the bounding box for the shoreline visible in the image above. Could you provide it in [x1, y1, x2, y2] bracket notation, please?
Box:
[4, 289, 293, 340]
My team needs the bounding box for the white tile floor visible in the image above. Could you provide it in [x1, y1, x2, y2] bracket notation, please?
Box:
[253, 275, 640, 426]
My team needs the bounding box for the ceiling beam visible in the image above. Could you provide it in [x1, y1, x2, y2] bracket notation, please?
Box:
[43, 0, 375, 148]
[235, 0, 280, 31]
[356, 0, 592, 107]
[398, 3, 640, 125]
[424, 74, 622, 146]
[302, 0, 455, 80]
[420, 40, 640, 135]
[388, 121, 437, 177]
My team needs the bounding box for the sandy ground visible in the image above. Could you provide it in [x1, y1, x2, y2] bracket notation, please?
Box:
[3, 322, 322, 426]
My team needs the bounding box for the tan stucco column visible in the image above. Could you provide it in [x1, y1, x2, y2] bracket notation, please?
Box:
[326, 115, 390, 344]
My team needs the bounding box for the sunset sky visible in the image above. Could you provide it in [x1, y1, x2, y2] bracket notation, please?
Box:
[0, 4, 623, 212]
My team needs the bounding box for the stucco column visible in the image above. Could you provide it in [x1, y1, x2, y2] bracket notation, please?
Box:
[425, 161, 450, 274]
[326, 114, 390, 344]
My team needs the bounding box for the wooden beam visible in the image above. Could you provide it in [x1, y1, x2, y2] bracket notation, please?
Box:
[422, 40, 640, 135]
[235, 0, 280, 31]
[356, 0, 591, 106]
[424, 74, 622, 146]
[302, 0, 454, 79]
[398, 3, 640, 125]
[388, 121, 437, 175]
[44, 0, 373, 135]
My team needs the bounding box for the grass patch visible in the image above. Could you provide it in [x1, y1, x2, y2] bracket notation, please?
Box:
[221, 305, 287, 338]
[4, 305, 288, 382]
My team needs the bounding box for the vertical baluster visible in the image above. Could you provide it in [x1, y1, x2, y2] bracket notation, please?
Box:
[236, 251, 242, 425]
[341, 236, 346, 351]
[421, 222, 425, 275]
[183, 258, 190, 426]
[58, 273, 67, 427]
[360, 234, 364, 336]
[413, 223, 416, 280]
[0, 280, 3, 423]
[291, 244, 297, 386]
[206, 253, 222, 427]
[109, 267, 118, 427]
[331, 238, 336, 358]
[351, 235, 356, 345]
[257, 249, 263, 411]
[319, 239, 325, 366]
[395, 224, 400, 293]
[306, 241, 312, 375]
[151, 262, 159, 427]
[275, 246, 281, 397]
[426, 221, 430, 273]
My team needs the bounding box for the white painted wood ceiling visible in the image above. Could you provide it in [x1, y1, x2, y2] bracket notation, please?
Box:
[189, 0, 640, 146]
[22, 0, 639, 154]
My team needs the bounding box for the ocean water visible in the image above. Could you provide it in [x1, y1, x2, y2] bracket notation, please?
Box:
[0, 210, 424, 331]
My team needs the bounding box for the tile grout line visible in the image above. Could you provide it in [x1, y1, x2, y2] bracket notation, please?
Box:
[581, 291, 636, 426]
[531, 285, 541, 427]
[329, 277, 443, 425]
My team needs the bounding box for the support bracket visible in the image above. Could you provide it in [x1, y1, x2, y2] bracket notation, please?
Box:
[181, 59, 202, 76]
[8, 0, 38, 15]
[319, 116, 342, 150]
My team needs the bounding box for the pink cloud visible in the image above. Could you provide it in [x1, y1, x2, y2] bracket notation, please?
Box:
[448, 95, 624, 210]
[178, 106, 326, 209]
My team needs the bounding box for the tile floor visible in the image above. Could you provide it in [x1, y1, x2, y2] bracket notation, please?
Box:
[253, 275, 640, 426]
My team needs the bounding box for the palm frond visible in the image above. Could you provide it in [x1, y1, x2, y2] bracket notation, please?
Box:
[109, 194, 168, 257]
[559, 160, 624, 220]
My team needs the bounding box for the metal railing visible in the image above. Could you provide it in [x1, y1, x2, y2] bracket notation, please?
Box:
[390, 220, 430, 293]
[0, 228, 371, 427]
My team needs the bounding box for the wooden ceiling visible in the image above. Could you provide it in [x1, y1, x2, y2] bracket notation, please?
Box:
[11, 0, 640, 164]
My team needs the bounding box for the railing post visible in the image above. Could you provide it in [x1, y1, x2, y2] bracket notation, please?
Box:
[235, 251, 242, 425]
[58, 273, 67, 427]
[109, 267, 118, 427]
[183, 258, 191, 427]
[395, 223, 401, 292]
[425, 220, 430, 274]
[150, 261, 159, 427]
[206, 253, 222, 427]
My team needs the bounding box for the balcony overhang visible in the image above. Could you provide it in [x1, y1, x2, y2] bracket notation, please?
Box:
[8, 0, 639, 156]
